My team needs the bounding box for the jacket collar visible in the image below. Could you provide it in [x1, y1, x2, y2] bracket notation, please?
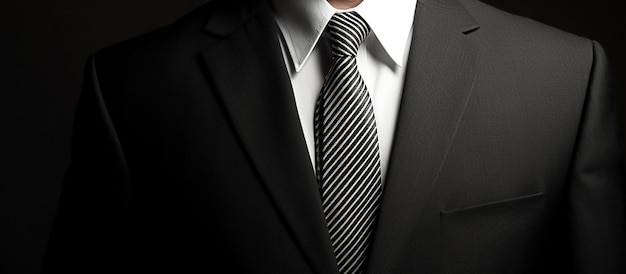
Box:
[202, 1, 340, 273]
[367, 0, 481, 271]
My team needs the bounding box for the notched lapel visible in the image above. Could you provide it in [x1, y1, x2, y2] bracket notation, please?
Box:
[200, 2, 338, 274]
[367, 0, 482, 272]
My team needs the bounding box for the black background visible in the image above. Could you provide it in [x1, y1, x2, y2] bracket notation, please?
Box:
[1, 0, 624, 273]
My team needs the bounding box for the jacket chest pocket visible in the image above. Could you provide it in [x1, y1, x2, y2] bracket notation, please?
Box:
[440, 192, 546, 273]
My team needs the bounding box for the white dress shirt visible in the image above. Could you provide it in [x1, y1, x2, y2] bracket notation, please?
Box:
[271, 0, 417, 181]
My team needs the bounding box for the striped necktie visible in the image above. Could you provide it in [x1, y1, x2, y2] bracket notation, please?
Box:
[314, 11, 382, 274]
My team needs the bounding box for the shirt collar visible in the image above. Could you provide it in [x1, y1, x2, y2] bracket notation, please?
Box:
[272, 0, 417, 72]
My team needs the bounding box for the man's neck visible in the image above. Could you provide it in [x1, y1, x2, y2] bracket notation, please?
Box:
[327, 0, 363, 10]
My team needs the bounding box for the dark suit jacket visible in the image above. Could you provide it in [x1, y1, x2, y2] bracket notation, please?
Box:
[44, 0, 625, 273]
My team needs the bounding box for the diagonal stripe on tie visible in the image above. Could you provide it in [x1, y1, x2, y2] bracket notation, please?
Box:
[314, 11, 382, 274]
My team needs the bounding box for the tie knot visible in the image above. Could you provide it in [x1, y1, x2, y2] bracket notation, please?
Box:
[327, 11, 370, 58]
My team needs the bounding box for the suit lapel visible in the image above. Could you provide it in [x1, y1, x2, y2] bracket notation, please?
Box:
[200, 2, 338, 273]
[367, 0, 481, 272]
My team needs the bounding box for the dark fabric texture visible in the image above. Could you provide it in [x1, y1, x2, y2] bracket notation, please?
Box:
[42, 0, 625, 273]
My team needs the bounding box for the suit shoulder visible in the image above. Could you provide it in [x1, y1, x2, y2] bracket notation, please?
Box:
[93, 1, 220, 66]
[93, 0, 261, 70]
[457, 0, 595, 76]
[459, 0, 592, 51]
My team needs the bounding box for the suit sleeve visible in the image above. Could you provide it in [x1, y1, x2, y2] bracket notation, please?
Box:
[42, 54, 132, 273]
[568, 41, 626, 273]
